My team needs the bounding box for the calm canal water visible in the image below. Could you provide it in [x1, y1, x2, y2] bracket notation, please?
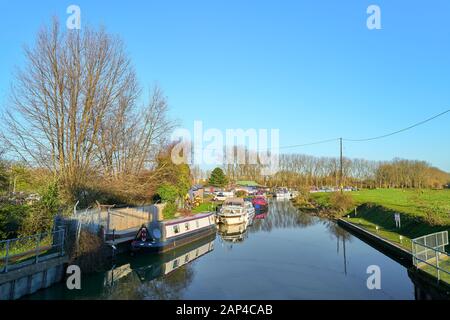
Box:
[27, 200, 420, 300]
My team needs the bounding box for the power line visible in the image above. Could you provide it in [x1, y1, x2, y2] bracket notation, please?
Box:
[277, 138, 339, 150]
[190, 109, 450, 152]
[201, 138, 339, 152]
[264, 109, 450, 150]
[256, 138, 339, 152]
[343, 109, 450, 142]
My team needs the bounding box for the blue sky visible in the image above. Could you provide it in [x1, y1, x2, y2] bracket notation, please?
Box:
[0, 0, 449, 171]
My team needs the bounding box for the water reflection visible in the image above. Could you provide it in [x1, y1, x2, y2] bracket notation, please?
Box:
[101, 233, 215, 299]
[250, 200, 317, 233]
[26, 199, 450, 300]
[218, 222, 249, 243]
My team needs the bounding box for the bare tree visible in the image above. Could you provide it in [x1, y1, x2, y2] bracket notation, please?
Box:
[2, 20, 139, 199]
[96, 85, 177, 178]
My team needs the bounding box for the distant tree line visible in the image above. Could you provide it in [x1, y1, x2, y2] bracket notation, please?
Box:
[217, 147, 450, 189]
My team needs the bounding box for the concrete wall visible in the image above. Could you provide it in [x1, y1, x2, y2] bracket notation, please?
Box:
[0, 256, 67, 300]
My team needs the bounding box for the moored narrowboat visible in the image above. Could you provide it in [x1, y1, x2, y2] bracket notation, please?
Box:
[131, 211, 216, 253]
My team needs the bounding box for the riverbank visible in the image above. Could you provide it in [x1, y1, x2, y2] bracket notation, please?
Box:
[296, 188, 450, 285]
[304, 189, 450, 241]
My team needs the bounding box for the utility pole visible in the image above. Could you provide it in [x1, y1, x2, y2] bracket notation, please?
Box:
[339, 137, 343, 192]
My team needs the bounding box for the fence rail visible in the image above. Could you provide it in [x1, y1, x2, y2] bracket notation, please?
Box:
[412, 231, 450, 282]
[0, 228, 65, 273]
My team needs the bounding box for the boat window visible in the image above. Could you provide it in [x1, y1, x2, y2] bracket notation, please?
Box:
[185, 222, 190, 231]
[173, 259, 179, 268]
[196, 220, 200, 228]
[173, 225, 180, 234]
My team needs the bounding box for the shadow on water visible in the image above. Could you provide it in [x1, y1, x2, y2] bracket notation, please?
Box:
[25, 199, 449, 300]
[26, 233, 216, 300]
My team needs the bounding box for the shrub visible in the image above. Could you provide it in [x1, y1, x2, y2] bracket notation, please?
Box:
[156, 184, 179, 203]
[163, 202, 178, 219]
[20, 181, 61, 236]
[292, 193, 314, 208]
[423, 206, 444, 226]
[329, 192, 354, 213]
[0, 204, 29, 239]
[235, 190, 247, 198]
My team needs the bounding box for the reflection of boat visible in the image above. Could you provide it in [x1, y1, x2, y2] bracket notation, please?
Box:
[218, 221, 249, 243]
[217, 198, 248, 225]
[106, 232, 216, 287]
[255, 211, 268, 220]
[252, 196, 268, 211]
[131, 212, 216, 253]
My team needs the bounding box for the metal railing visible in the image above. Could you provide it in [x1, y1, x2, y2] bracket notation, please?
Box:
[412, 231, 450, 281]
[0, 228, 65, 273]
[71, 202, 155, 235]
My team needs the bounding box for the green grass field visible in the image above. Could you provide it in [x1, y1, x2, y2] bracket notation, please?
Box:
[312, 188, 450, 224]
[311, 188, 450, 283]
[191, 201, 218, 213]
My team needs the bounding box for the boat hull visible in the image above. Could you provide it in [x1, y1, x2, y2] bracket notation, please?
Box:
[253, 203, 268, 211]
[131, 224, 216, 253]
[217, 214, 247, 225]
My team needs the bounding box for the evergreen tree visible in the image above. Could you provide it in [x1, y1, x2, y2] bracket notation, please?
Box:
[209, 167, 228, 187]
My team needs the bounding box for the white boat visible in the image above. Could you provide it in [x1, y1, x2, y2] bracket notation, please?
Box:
[217, 198, 248, 225]
[244, 200, 255, 222]
[275, 188, 292, 199]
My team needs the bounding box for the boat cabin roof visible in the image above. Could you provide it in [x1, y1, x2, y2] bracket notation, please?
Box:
[223, 198, 244, 206]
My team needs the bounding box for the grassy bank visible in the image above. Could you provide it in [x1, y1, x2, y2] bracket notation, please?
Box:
[309, 188, 450, 284]
[310, 188, 450, 244]
[312, 188, 450, 224]
[192, 201, 217, 213]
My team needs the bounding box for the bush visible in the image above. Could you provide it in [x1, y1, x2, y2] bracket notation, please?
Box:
[423, 206, 444, 226]
[156, 184, 179, 203]
[0, 204, 29, 239]
[292, 193, 314, 209]
[163, 202, 178, 219]
[19, 181, 61, 236]
[235, 190, 247, 198]
[329, 192, 354, 213]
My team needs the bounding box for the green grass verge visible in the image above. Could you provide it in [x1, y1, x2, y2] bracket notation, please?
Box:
[312, 188, 450, 224]
[192, 201, 217, 213]
[311, 188, 450, 284]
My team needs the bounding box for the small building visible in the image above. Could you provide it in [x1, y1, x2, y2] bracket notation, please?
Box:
[189, 185, 204, 200]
